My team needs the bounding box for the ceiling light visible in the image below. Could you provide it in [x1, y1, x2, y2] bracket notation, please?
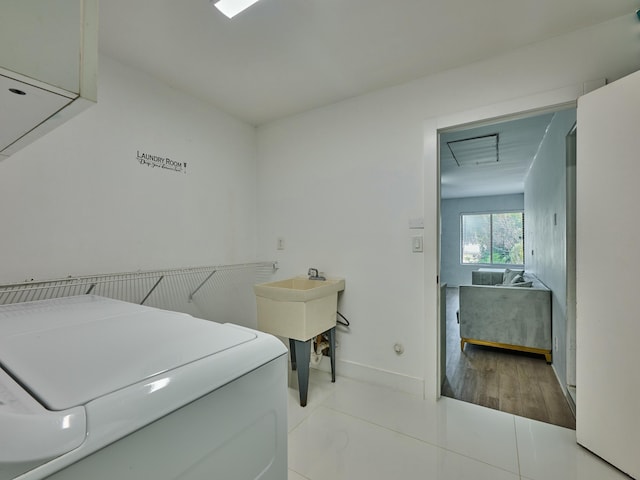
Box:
[212, 0, 261, 18]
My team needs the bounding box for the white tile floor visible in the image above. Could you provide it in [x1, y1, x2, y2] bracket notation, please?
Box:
[287, 369, 628, 480]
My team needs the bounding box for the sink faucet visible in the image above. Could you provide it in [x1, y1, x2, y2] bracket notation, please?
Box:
[308, 268, 326, 281]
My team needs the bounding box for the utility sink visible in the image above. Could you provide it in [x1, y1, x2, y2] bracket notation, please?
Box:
[254, 277, 345, 341]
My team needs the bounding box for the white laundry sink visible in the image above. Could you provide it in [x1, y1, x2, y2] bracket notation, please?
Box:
[254, 277, 345, 341]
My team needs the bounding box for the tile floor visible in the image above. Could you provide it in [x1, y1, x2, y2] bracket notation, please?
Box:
[287, 369, 628, 480]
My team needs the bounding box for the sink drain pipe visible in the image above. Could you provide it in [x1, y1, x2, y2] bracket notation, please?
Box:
[310, 337, 329, 365]
[309, 311, 350, 365]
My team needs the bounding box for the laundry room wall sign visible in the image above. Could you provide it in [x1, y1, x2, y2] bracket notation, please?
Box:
[136, 150, 187, 174]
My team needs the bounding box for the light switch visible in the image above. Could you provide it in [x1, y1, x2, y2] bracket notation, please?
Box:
[277, 237, 285, 250]
[412, 235, 423, 253]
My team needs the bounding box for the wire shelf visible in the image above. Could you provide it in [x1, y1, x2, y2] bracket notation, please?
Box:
[0, 262, 278, 307]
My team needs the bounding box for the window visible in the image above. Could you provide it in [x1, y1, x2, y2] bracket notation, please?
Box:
[461, 212, 524, 265]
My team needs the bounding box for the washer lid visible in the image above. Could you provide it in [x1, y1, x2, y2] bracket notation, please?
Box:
[0, 296, 256, 411]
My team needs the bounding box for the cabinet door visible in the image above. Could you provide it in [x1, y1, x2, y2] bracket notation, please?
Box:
[576, 69, 640, 479]
[0, 0, 81, 93]
[0, 75, 72, 152]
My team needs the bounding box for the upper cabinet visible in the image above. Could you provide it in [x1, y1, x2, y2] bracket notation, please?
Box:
[0, 0, 97, 159]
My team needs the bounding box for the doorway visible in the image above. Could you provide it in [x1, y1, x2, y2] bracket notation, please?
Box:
[437, 107, 576, 428]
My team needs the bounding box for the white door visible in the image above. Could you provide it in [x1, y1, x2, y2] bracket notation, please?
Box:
[576, 69, 640, 479]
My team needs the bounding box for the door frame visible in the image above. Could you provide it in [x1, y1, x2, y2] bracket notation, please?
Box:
[565, 123, 577, 410]
[424, 83, 589, 400]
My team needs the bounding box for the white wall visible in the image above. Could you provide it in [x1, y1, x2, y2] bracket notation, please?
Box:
[257, 101, 427, 393]
[257, 14, 640, 397]
[0, 54, 258, 285]
[441, 194, 524, 287]
[524, 108, 576, 391]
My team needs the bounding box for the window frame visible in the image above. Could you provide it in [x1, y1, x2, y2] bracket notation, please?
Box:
[459, 210, 525, 267]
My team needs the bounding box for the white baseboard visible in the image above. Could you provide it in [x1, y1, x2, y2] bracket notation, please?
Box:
[551, 362, 576, 417]
[311, 357, 424, 398]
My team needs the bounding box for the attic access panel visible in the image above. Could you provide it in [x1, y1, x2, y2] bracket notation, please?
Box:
[447, 133, 499, 167]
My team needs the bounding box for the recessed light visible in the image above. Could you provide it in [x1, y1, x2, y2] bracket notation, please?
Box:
[211, 0, 261, 18]
[9, 88, 26, 96]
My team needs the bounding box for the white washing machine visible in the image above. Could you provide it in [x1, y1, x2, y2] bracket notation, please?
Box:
[0, 295, 288, 480]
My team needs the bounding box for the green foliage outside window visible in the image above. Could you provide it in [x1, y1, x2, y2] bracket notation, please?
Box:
[461, 212, 524, 265]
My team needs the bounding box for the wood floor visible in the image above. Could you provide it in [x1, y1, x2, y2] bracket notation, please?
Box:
[442, 287, 576, 429]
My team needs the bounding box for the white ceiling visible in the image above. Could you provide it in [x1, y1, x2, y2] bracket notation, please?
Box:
[99, 0, 632, 126]
[440, 111, 561, 199]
